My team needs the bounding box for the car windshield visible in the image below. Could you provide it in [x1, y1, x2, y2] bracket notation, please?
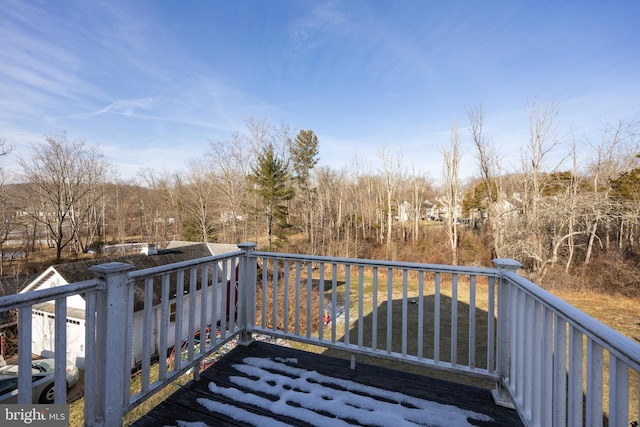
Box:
[33, 360, 54, 371]
[0, 363, 49, 376]
[0, 366, 19, 375]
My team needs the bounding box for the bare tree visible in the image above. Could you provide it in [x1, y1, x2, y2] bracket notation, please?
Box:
[206, 135, 252, 243]
[0, 138, 12, 157]
[564, 144, 580, 271]
[409, 170, 431, 243]
[468, 105, 506, 257]
[0, 169, 16, 275]
[0, 142, 15, 274]
[584, 118, 640, 262]
[379, 146, 404, 260]
[349, 154, 375, 244]
[442, 122, 461, 265]
[513, 100, 568, 275]
[315, 167, 347, 256]
[17, 133, 108, 261]
[181, 158, 216, 243]
[245, 117, 274, 158]
[139, 168, 182, 243]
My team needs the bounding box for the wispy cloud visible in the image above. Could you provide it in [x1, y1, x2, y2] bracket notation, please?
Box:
[71, 98, 155, 119]
[290, 1, 349, 51]
[0, 1, 103, 123]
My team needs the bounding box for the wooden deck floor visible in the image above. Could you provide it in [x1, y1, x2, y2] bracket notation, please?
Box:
[132, 341, 523, 427]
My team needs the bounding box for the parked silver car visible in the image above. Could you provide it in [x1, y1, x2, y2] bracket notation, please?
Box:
[0, 359, 79, 403]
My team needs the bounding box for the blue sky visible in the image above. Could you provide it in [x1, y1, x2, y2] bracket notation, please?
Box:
[1, 1, 639, 182]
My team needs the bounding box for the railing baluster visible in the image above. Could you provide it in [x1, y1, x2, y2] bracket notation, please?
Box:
[306, 261, 312, 339]
[318, 262, 325, 341]
[188, 267, 197, 363]
[568, 326, 584, 427]
[509, 286, 519, 393]
[402, 269, 408, 357]
[344, 265, 350, 346]
[295, 261, 301, 336]
[524, 295, 534, 418]
[372, 267, 378, 351]
[331, 263, 337, 343]
[229, 258, 237, 332]
[124, 274, 135, 405]
[586, 338, 604, 427]
[221, 259, 229, 336]
[469, 274, 476, 369]
[283, 260, 290, 334]
[17, 306, 32, 405]
[417, 270, 424, 360]
[358, 266, 364, 348]
[54, 297, 67, 403]
[532, 301, 542, 423]
[158, 274, 170, 381]
[173, 270, 185, 371]
[210, 262, 219, 348]
[487, 276, 495, 373]
[272, 259, 279, 332]
[386, 267, 393, 354]
[608, 355, 628, 427]
[141, 277, 154, 393]
[553, 316, 568, 427]
[434, 272, 441, 364]
[541, 308, 553, 427]
[516, 289, 526, 403]
[84, 291, 97, 425]
[199, 264, 208, 360]
[451, 273, 458, 367]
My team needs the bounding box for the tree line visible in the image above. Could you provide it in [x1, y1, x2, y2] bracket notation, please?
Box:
[1, 103, 639, 289]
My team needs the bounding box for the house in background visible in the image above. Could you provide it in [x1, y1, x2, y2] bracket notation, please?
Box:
[19, 242, 239, 370]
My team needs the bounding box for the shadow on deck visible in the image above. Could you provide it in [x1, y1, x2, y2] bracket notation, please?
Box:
[132, 341, 523, 427]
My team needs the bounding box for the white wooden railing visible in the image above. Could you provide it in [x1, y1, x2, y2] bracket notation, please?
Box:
[497, 260, 640, 427]
[0, 242, 638, 427]
[247, 249, 502, 381]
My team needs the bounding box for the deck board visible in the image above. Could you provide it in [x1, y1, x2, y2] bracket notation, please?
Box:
[132, 341, 523, 427]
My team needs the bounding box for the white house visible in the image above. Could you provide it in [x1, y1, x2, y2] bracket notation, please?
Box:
[20, 242, 240, 370]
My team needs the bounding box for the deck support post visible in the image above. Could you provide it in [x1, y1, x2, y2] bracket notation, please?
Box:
[237, 242, 257, 346]
[492, 258, 522, 409]
[89, 262, 134, 427]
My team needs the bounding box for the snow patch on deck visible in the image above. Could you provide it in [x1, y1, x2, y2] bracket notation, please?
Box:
[177, 356, 494, 427]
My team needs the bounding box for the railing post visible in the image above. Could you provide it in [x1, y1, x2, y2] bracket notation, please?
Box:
[492, 258, 522, 409]
[237, 242, 257, 346]
[89, 262, 133, 427]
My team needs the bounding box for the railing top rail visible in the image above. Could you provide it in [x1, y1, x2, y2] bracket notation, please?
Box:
[503, 269, 640, 369]
[0, 279, 103, 311]
[251, 250, 498, 277]
[127, 250, 244, 281]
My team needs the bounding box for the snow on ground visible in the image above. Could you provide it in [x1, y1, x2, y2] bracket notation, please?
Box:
[172, 356, 494, 427]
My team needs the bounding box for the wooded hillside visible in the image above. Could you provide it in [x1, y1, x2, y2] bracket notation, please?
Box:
[1, 106, 639, 296]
